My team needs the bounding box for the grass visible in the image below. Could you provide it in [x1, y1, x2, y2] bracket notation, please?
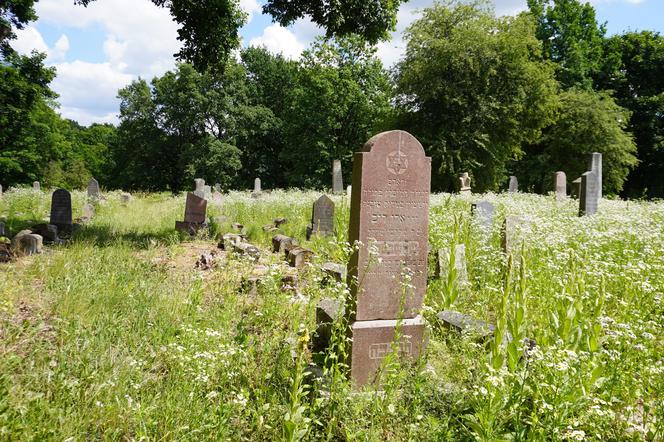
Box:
[0, 187, 662, 440]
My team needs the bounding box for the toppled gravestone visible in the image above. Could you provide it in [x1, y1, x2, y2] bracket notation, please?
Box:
[11, 230, 43, 256]
[232, 242, 261, 262]
[288, 246, 314, 268]
[272, 234, 298, 254]
[219, 233, 245, 251]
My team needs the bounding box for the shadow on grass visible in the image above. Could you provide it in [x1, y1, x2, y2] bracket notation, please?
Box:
[72, 224, 187, 249]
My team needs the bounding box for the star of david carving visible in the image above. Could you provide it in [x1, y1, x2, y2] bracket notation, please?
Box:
[386, 151, 408, 175]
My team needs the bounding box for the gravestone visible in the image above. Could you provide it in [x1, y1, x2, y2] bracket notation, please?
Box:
[332, 160, 343, 194]
[588, 152, 602, 199]
[82, 203, 95, 221]
[33, 181, 40, 191]
[346, 185, 352, 198]
[0, 184, 3, 197]
[508, 176, 518, 193]
[194, 178, 205, 199]
[459, 172, 471, 196]
[579, 171, 599, 216]
[203, 185, 212, 199]
[571, 177, 582, 199]
[253, 178, 262, 195]
[175, 192, 208, 233]
[345, 130, 430, 387]
[554, 171, 567, 200]
[472, 201, 495, 230]
[436, 244, 468, 285]
[50, 189, 73, 229]
[120, 193, 131, 205]
[501, 215, 530, 257]
[306, 195, 335, 240]
[11, 231, 43, 256]
[87, 178, 100, 198]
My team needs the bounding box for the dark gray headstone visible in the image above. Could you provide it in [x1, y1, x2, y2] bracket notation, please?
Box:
[307, 195, 335, 239]
[50, 189, 72, 227]
[332, 160, 343, 194]
[579, 171, 599, 216]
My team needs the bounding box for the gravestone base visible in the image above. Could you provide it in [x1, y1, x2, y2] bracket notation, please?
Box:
[312, 298, 345, 353]
[175, 221, 206, 235]
[350, 316, 426, 387]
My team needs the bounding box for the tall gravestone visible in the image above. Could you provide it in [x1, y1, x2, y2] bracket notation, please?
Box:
[588, 152, 602, 199]
[175, 192, 208, 233]
[472, 201, 495, 230]
[579, 171, 599, 216]
[459, 173, 471, 196]
[332, 160, 343, 194]
[0, 184, 3, 197]
[307, 195, 335, 239]
[87, 178, 100, 198]
[253, 178, 262, 197]
[50, 189, 72, 229]
[554, 171, 567, 200]
[194, 178, 205, 199]
[33, 181, 40, 191]
[508, 176, 518, 193]
[346, 130, 430, 387]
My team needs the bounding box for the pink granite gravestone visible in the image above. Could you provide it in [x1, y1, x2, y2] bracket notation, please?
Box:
[346, 130, 430, 387]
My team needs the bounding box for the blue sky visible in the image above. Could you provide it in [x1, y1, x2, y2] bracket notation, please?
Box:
[12, 0, 664, 126]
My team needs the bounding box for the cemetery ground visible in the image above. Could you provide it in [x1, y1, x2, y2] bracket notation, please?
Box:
[0, 189, 662, 440]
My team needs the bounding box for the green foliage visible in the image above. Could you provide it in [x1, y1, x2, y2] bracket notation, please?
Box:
[516, 89, 638, 195]
[527, 0, 607, 89]
[596, 31, 664, 198]
[396, 3, 559, 192]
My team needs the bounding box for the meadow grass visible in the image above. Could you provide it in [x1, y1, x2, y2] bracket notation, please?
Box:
[0, 188, 662, 440]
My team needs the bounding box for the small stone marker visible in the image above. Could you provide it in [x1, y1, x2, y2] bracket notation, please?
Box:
[554, 171, 567, 200]
[332, 160, 343, 194]
[288, 246, 314, 268]
[321, 262, 346, 284]
[436, 244, 468, 285]
[571, 177, 582, 199]
[306, 195, 335, 240]
[219, 233, 244, 250]
[459, 172, 471, 196]
[120, 193, 131, 205]
[252, 178, 262, 197]
[11, 230, 43, 256]
[472, 201, 495, 230]
[579, 171, 599, 216]
[33, 181, 40, 191]
[272, 234, 298, 254]
[175, 192, 207, 233]
[508, 176, 518, 193]
[437, 310, 494, 340]
[588, 152, 602, 199]
[87, 178, 100, 198]
[82, 203, 95, 222]
[50, 189, 73, 229]
[233, 242, 261, 261]
[345, 130, 430, 387]
[501, 215, 530, 257]
[313, 298, 344, 352]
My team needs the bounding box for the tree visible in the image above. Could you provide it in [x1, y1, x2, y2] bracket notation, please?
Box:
[395, 2, 559, 192]
[515, 89, 637, 195]
[527, 0, 606, 89]
[280, 36, 392, 188]
[596, 31, 664, 198]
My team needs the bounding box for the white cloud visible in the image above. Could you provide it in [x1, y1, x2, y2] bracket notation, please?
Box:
[12, 26, 70, 62]
[249, 24, 306, 59]
[240, 0, 262, 23]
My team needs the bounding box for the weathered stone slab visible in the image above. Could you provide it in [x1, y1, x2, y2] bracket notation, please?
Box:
[87, 178, 100, 198]
[274, 217, 287, 227]
[33, 181, 40, 191]
[554, 171, 567, 200]
[11, 231, 43, 256]
[288, 246, 314, 268]
[50, 189, 72, 228]
[233, 242, 261, 261]
[472, 201, 495, 230]
[501, 215, 530, 257]
[272, 234, 298, 254]
[321, 262, 346, 284]
[219, 233, 244, 250]
[183, 192, 207, 224]
[588, 152, 602, 199]
[332, 160, 343, 194]
[435, 244, 468, 285]
[437, 310, 494, 338]
[579, 171, 599, 216]
[31, 224, 59, 244]
[508, 176, 518, 193]
[312, 298, 345, 352]
[350, 317, 426, 387]
[307, 195, 335, 240]
[347, 130, 431, 321]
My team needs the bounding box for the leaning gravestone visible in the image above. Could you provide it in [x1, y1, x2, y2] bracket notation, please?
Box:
[345, 130, 430, 387]
[50, 189, 73, 229]
[588, 152, 602, 199]
[508, 176, 518, 193]
[554, 171, 567, 200]
[306, 195, 335, 240]
[175, 192, 208, 233]
[459, 173, 471, 196]
[332, 160, 343, 194]
[33, 181, 40, 191]
[87, 178, 100, 198]
[579, 171, 599, 216]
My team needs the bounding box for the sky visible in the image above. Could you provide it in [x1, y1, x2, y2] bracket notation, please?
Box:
[11, 0, 664, 126]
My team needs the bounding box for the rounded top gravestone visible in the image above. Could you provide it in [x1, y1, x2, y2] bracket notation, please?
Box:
[347, 130, 431, 321]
